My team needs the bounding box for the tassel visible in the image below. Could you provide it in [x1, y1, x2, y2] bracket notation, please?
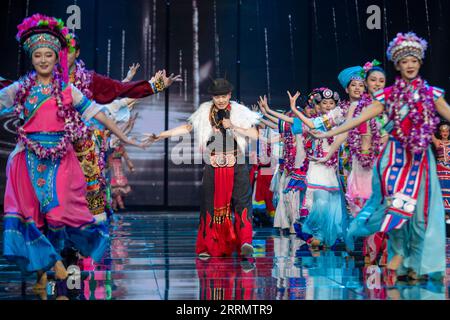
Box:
[59, 47, 69, 84]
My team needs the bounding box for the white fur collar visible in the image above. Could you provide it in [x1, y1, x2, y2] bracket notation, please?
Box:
[188, 101, 261, 153]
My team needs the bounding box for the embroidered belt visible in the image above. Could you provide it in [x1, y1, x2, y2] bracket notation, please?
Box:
[210, 152, 237, 168]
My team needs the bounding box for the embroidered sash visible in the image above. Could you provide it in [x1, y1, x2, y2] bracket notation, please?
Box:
[25, 132, 63, 213]
[380, 138, 428, 232]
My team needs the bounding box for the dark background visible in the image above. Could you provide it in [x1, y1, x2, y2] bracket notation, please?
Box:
[0, 0, 449, 209]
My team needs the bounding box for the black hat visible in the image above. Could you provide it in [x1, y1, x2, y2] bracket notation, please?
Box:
[208, 78, 234, 96]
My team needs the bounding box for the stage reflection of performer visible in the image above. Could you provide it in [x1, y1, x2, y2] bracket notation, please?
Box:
[196, 257, 256, 300]
[147, 78, 260, 257]
[363, 265, 387, 300]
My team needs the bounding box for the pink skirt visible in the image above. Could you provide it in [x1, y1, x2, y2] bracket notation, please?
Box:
[346, 157, 373, 216]
[3, 146, 109, 273]
[5, 147, 97, 228]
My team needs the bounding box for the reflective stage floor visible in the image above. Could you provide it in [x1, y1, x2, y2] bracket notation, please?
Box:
[0, 212, 449, 300]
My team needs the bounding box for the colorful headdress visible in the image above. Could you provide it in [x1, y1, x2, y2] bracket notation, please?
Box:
[312, 87, 340, 105]
[66, 33, 78, 53]
[338, 66, 364, 89]
[361, 59, 385, 78]
[305, 88, 325, 108]
[386, 32, 428, 64]
[16, 14, 74, 82]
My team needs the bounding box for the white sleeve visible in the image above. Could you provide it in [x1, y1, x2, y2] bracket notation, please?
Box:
[0, 82, 20, 114]
[71, 84, 103, 121]
[102, 98, 131, 123]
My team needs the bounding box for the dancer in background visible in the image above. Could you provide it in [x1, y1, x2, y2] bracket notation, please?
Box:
[258, 96, 308, 235]
[109, 118, 137, 211]
[288, 89, 347, 249]
[249, 111, 279, 226]
[315, 60, 388, 264]
[314, 32, 449, 282]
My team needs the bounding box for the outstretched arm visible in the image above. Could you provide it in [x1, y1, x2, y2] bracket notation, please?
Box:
[260, 118, 278, 130]
[258, 95, 294, 124]
[263, 112, 279, 125]
[312, 101, 384, 139]
[94, 111, 147, 148]
[287, 91, 315, 129]
[123, 63, 141, 83]
[147, 124, 193, 143]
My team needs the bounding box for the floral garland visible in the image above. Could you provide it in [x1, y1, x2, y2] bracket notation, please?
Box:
[281, 122, 297, 174]
[338, 100, 351, 118]
[388, 76, 439, 154]
[315, 137, 338, 168]
[72, 60, 93, 99]
[14, 69, 90, 160]
[301, 114, 338, 168]
[347, 93, 382, 169]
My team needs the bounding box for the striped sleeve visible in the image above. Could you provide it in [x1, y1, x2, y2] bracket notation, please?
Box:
[432, 86, 445, 101]
[373, 89, 386, 105]
[71, 84, 102, 120]
[74, 95, 91, 115]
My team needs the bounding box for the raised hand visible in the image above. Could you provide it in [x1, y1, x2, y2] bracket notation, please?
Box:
[259, 95, 269, 109]
[161, 69, 183, 88]
[257, 100, 266, 115]
[124, 63, 141, 82]
[251, 104, 259, 113]
[151, 70, 163, 83]
[287, 91, 301, 109]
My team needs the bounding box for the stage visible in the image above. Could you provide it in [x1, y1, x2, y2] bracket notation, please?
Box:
[0, 212, 448, 300]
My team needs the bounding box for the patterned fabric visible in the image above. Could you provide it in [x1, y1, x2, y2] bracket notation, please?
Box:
[197, 164, 253, 257]
[25, 133, 62, 213]
[380, 138, 428, 232]
[437, 162, 450, 214]
[74, 133, 105, 216]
